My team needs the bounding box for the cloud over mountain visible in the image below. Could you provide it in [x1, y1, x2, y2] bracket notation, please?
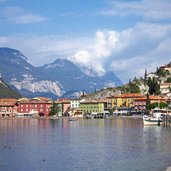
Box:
[0, 0, 171, 83]
[0, 21, 171, 82]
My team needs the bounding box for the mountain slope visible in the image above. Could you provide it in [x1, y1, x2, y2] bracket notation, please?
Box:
[0, 78, 22, 98]
[0, 47, 123, 98]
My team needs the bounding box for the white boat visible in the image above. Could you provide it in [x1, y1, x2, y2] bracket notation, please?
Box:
[143, 116, 162, 126]
[143, 107, 163, 126]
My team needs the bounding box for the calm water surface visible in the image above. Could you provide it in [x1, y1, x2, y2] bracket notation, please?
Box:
[0, 118, 171, 171]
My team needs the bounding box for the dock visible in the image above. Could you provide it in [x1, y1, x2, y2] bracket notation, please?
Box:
[162, 115, 171, 126]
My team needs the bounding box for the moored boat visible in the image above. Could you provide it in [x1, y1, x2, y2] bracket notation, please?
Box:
[143, 107, 163, 126]
[143, 116, 162, 126]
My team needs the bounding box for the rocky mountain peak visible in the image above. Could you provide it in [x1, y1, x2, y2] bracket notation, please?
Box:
[0, 47, 123, 98]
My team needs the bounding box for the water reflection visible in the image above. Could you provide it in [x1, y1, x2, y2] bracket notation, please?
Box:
[0, 118, 171, 171]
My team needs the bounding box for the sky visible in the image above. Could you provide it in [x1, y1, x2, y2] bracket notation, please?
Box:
[0, 0, 171, 83]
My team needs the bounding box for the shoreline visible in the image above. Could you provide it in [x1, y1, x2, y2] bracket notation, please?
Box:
[0, 115, 143, 120]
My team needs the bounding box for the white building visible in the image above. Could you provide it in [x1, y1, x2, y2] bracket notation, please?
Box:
[70, 98, 81, 109]
[160, 83, 171, 94]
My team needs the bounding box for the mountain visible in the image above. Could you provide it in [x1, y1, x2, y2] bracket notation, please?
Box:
[0, 78, 22, 98]
[0, 47, 123, 98]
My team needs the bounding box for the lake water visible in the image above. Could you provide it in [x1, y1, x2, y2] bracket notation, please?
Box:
[1, 118, 171, 171]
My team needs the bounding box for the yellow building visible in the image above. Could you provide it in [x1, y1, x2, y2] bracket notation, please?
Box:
[107, 93, 144, 109]
[80, 100, 106, 114]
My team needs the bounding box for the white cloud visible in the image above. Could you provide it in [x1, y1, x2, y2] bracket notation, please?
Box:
[0, 22, 171, 83]
[101, 0, 171, 20]
[2, 6, 48, 24]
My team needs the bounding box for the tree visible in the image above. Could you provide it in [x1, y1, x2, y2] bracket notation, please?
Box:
[144, 69, 147, 82]
[166, 77, 171, 83]
[156, 68, 167, 77]
[146, 93, 151, 111]
[49, 102, 59, 116]
[147, 77, 160, 95]
[150, 102, 168, 109]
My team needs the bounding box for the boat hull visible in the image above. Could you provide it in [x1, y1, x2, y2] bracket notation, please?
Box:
[143, 117, 162, 126]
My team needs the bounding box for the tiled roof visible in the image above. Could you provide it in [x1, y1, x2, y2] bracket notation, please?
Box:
[149, 95, 165, 100]
[0, 98, 17, 106]
[108, 93, 144, 99]
[134, 98, 147, 101]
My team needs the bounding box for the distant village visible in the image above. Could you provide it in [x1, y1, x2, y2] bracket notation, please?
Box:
[0, 63, 171, 118]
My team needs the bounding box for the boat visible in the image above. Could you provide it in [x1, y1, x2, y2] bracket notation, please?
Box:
[143, 115, 162, 126]
[143, 107, 163, 126]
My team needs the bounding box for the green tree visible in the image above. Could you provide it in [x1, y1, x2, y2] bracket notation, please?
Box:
[156, 68, 167, 77]
[166, 77, 171, 83]
[49, 102, 59, 116]
[146, 93, 151, 110]
[129, 84, 140, 93]
[144, 69, 147, 82]
[150, 102, 168, 109]
[147, 77, 160, 95]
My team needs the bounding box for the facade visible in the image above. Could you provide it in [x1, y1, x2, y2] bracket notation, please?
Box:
[56, 98, 71, 116]
[160, 83, 171, 95]
[149, 95, 166, 104]
[107, 93, 144, 109]
[17, 97, 53, 117]
[160, 63, 171, 73]
[70, 98, 80, 109]
[80, 100, 106, 114]
[0, 98, 18, 117]
[134, 95, 167, 112]
[134, 98, 147, 111]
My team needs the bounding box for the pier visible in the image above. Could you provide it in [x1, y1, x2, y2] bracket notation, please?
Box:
[162, 115, 171, 126]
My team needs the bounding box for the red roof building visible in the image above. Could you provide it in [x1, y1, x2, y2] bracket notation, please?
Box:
[0, 98, 18, 117]
[17, 97, 53, 117]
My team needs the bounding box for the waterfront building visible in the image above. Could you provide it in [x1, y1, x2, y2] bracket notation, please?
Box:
[80, 100, 107, 115]
[134, 95, 167, 112]
[149, 95, 166, 104]
[0, 98, 18, 117]
[70, 98, 81, 109]
[134, 98, 147, 112]
[55, 98, 71, 117]
[107, 93, 144, 109]
[17, 97, 53, 117]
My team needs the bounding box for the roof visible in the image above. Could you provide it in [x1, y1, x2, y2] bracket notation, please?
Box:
[134, 98, 147, 101]
[0, 98, 17, 106]
[160, 83, 171, 86]
[17, 97, 53, 104]
[149, 95, 165, 101]
[108, 93, 144, 99]
[80, 100, 107, 104]
[57, 98, 71, 102]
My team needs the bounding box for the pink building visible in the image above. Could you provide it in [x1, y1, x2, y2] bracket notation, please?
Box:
[56, 98, 71, 116]
[17, 97, 53, 117]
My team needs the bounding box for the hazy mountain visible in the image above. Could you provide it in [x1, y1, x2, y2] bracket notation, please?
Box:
[0, 47, 123, 98]
[0, 78, 22, 98]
